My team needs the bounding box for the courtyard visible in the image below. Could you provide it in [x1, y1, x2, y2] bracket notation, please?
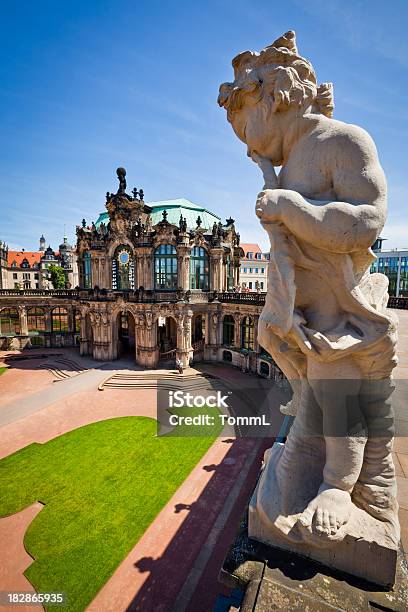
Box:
[0, 309, 407, 610]
[0, 345, 286, 611]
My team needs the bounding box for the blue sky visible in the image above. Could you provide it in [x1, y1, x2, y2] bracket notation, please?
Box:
[0, 0, 407, 252]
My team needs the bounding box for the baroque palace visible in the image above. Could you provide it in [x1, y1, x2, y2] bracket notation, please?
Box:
[0, 168, 279, 378]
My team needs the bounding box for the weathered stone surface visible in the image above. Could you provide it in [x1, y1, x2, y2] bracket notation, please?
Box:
[218, 30, 400, 584]
[220, 513, 408, 611]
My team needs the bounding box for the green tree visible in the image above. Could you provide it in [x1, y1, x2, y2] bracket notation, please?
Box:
[48, 264, 66, 289]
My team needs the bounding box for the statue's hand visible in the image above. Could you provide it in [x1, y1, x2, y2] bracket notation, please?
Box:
[250, 152, 279, 189]
[255, 189, 281, 222]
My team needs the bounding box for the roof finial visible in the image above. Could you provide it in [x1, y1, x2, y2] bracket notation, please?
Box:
[116, 167, 127, 194]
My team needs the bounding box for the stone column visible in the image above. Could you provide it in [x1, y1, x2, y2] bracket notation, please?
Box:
[233, 252, 241, 286]
[208, 311, 219, 345]
[253, 314, 260, 353]
[210, 248, 223, 292]
[135, 254, 143, 289]
[97, 258, 104, 287]
[42, 308, 52, 348]
[45, 309, 52, 333]
[79, 313, 89, 356]
[176, 245, 191, 291]
[105, 256, 113, 289]
[91, 258, 99, 289]
[98, 257, 107, 289]
[135, 311, 158, 368]
[205, 309, 220, 362]
[67, 307, 75, 333]
[91, 310, 114, 361]
[233, 313, 241, 349]
[136, 247, 154, 289]
[93, 258, 99, 287]
[176, 310, 193, 367]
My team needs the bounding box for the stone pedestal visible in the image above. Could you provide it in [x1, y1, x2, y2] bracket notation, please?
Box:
[220, 511, 408, 611]
[248, 444, 400, 588]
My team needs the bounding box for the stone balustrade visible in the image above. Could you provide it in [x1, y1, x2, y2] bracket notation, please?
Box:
[0, 288, 407, 310]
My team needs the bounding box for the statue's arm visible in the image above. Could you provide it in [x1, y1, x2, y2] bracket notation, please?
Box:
[256, 131, 387, 253]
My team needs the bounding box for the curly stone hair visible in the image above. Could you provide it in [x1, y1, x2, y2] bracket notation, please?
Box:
[218, 31, 334, 119]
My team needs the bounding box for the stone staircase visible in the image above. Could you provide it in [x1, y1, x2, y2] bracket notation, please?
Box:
[99, 370, 219, 391]
[38, 357, 86, 381]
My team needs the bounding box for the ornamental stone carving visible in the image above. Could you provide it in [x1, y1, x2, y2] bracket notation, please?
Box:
[219, 30, 399, 586]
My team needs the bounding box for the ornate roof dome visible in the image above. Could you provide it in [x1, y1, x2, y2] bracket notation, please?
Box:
[95, 198, 220, 231]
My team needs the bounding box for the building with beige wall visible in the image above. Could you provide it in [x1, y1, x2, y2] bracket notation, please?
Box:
[239, 243, 269, 292]
[0, 168, 284, 381]
[0, 236, 78, 290]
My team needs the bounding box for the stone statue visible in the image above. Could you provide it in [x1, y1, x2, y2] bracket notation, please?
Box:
[145, 214, 153, 233]
[219, 30, 399, 585]
[116, 167, 127, 194]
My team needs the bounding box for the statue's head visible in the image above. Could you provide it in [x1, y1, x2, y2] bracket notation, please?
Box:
[218, 31, 334, 162]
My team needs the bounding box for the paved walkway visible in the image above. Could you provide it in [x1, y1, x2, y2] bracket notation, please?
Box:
[390, 309, 408, 558]
[1, 312, 408, 611]
[0, 353, 285, 612]
[0, 503, 44, 612]
[87, 436, 270, 612]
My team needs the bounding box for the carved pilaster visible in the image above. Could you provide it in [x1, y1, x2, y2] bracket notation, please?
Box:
[233, 312, 242, 349]
[210, 247, 223, 292]
[176, 245, 191, 291]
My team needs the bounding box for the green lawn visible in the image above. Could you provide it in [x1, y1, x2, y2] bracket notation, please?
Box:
[0, 415, 221, 611]
[0, 367, 7, 376]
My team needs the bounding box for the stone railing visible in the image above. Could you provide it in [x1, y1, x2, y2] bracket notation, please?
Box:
[388, 296, 408, 309]
[0, 289, 79, 299]
[1, 289, 406, 310]
[215, 291, 266, 305]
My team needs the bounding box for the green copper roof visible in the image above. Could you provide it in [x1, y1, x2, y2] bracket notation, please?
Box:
[95, 198, 221, 231]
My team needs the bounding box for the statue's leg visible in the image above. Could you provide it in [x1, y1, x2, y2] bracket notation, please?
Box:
[258, 318, 306, 414]
[298, 358, 367, 537]
[353, 377, 398, 524]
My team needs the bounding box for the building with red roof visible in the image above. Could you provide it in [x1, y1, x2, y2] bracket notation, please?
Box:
[0, 236, 77, 289]
[239, 243, 269, 292]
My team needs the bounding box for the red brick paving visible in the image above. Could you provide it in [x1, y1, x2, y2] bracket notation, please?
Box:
[1, 310, 408, 611]
[0, 387, 157, 460]
[0, 360, 53, 409]
[87, 437, 271, 612]
[0, 503, 44, 612]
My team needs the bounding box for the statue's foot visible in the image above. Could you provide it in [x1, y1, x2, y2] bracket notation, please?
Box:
[298, 483, 352, 537]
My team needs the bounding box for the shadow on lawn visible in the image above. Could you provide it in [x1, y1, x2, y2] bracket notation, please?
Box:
[126, 436, 274, 612]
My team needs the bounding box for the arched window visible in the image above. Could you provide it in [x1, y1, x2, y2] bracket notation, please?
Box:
[241, 316, 254, 350]
[260, 361, 270, 377]
[27, 307, 45, 333]
[83, 252, 92, 289]
[154, 244, 177, 290]
[75, 311, 81, 333]
[223, 315, 235, 346]
[0, 308, 20, 335]
[190, 247, 209, 290]
[112, 246, 134, 290]
[51, 307, 69, 332]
